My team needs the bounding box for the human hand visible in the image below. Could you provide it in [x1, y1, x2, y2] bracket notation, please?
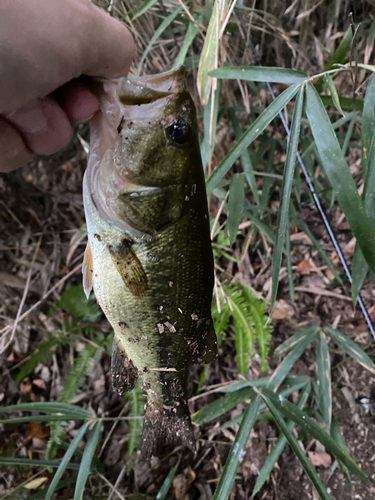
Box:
[0, 0, 135, 172]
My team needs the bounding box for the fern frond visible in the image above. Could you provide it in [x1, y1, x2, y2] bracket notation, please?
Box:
[60, 344, 99, 403]
[45, 421, 67, 461]
[228, 289, 256, 374]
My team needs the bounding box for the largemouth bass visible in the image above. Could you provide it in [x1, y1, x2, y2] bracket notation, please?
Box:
[82, 67, 217, 458]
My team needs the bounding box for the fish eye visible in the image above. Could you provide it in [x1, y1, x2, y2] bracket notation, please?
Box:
[167, 120, 190, 145]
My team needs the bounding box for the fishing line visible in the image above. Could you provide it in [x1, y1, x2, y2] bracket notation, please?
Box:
[235, 8, 375, 340]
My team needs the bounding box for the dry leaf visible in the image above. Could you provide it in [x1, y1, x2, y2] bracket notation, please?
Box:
[24, 422, 50, 441]
[24, 477, 48, 490]
[307, 451, 332, 467]
[32, 379, 47, 390]
[297, 259, 313, 275]
[271, 299, 295, 319]
[173, 466, 196, 500]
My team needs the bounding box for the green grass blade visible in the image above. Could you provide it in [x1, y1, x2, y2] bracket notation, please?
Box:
[212, 395, 261, 500]
[258, 387, 368, 482]
[210, 66, 307, 83]
[361, 73, 375, 177]
[228, 109, 259, 204]
[364, 134, 375, 229]
[0, 402, 91, 418]
[0, 458, 81, 470]
[325, 326, 375, 373]
[305, 83, 375, 274]
[316, 331, 331, 431]
[44, 423, 89, 500]
[252, 383, 311, 497]
[132, 0, 158, 20]
[156, 461, 180, 500]
[271, 87, 304, 308]
[27, 477, 78, 500]
[74, 421, 101, 500]
[206, 83, 300, 195]
[174, 20, 199, 68]
[136, 6, 183, 76]
[267, 326, 319, 390]
[262, 396, 334, 500]
[227, 173, 245, 245]
[192, 387, 253, 425]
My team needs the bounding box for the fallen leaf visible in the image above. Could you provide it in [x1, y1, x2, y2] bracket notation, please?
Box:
[24, 422, 50, 441]
[173, 466, 196, 500]
[307, 451, 332, 467]
[270, 299, 295, 319]
[24, 477, 48, 490]
[32, 379, 47, 390]
[297, 259, 313, 275]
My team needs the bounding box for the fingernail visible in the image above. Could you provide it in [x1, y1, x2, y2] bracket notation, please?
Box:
[8, 102, 48, 134]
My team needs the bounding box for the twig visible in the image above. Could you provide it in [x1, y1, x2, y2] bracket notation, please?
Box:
[0, 235, 42, 355]
[0, 263, 82, 340]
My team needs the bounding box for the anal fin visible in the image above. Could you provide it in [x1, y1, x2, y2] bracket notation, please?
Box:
[82, 240, 93, 299]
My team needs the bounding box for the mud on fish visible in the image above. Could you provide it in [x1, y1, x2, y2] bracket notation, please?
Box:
[82, 66, 217, 458]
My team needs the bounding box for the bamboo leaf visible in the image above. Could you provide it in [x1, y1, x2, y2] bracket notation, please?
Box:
[74, 421, 101, 500]
[325, 326, 375, 374]
[274, 325, 319, 359]
[206, 83, 300, 195]
[351, 244, 368, 304]
[267, 326, 319, 390]
[323, 73, 345, 117]
[331, 417, 352, 485]
[361, 73, 375, 177]
[227, 173, 245, 245]
[252, 383, 311, 497]
[192, 387, 253, 426]
[0, 458, 81, 470]
[212, 395, 261, 500]
[258, 388, 368, 482]
[262, 396, 334, 500]
[210, 66, 307, 83]
[316, 331, 332, 431]
[305, 83, 375, 274]
[156, 461, 180, 500]
[0, 402, 91, 418]
[271, 87, 304, 308]
[44, 423, 89, 500]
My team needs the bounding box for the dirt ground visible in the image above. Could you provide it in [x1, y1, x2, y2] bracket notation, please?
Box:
[1, 133, 375, 500]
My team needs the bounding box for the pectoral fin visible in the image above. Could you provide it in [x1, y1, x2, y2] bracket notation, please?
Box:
[82, 241, 93, 299]
[109, 240, 148, 296]
[111, 338, 138, 395]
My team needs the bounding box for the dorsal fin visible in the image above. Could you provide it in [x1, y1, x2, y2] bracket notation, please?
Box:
[82, 240, 93, 299]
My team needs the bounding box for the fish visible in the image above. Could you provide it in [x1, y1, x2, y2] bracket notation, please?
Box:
[82, 66, 217, 458]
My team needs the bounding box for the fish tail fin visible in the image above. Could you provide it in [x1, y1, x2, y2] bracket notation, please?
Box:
[140, 403, 195, 459]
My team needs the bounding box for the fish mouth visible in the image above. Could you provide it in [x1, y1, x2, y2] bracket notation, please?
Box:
[119, 66, 188, 102]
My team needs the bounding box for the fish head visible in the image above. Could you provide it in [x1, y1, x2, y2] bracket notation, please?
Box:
[85, 66, 203, 238]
